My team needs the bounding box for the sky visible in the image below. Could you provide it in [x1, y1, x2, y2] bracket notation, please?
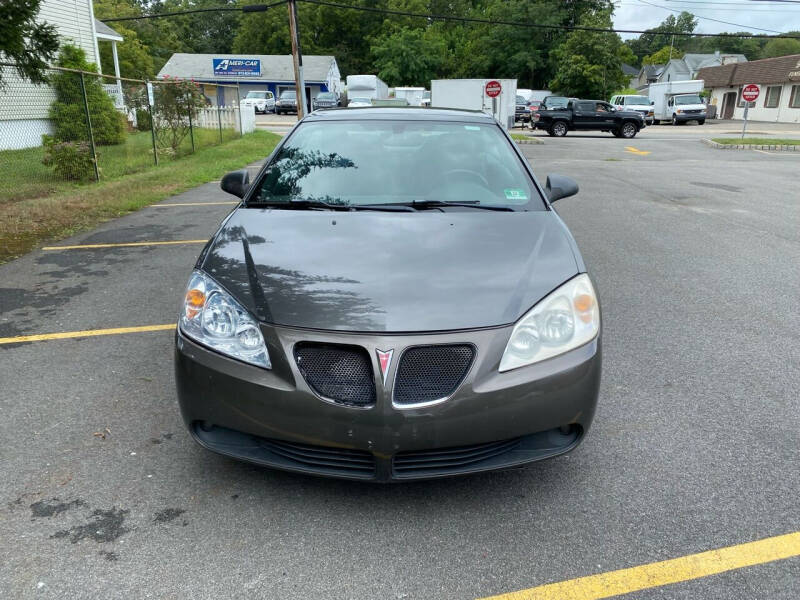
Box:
[612, 0, 800, 39]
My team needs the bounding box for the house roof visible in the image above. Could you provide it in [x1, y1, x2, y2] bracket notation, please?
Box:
[683, 53, 747, 72]
[622, 63, 639, 76]
[94, 20, 123, 42]
[157, 53, 337, 82]
[697, 54, 800, 87]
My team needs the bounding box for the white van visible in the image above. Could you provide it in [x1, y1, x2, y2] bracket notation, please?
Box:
[609, 94, 654, 125]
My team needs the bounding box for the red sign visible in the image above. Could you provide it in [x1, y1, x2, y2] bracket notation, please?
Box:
[485, 80, 502, 98]
[742, 84, 760, 102]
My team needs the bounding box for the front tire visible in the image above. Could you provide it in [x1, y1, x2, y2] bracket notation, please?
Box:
[550, 121, 568, 137]
[620, 122, 638, 138]
[698, 119, 706, 125]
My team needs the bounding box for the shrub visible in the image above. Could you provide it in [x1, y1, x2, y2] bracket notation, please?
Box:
[135, 108, 152, 132]
[48, 45, 126, 146]
[41, 135, 96, 181]
[152, 77, 207, 151]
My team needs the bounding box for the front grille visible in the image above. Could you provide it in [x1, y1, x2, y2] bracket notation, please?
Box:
[294, 342, 376, 406]
[258, 438, 376, 476]
[393, 438, 522, 476]
[393, 344, 475, 406]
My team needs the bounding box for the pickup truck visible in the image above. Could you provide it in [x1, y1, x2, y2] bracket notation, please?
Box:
[533, 99, 645, 138]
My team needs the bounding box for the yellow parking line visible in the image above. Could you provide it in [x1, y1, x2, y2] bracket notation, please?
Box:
[42, 240, 208, 250]
[153, 202, 238, 207]
[0, 324, 176, 345]
[624, 146, 651, 156]
[480, 531, 800, 600]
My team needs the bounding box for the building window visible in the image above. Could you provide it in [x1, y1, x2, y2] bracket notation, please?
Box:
[764, 86, 781, 108]
[791, 85, 800, 108]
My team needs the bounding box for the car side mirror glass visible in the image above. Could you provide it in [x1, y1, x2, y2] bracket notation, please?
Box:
[650, 100, 655, 105]
[220, 169, 250, 199]
[545, 174, 579, 203]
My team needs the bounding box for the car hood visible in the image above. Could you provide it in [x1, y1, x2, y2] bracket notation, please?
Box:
[201, 209, 579, 332]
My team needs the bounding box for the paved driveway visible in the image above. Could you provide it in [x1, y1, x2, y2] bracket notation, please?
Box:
[1, 136, 798, 599]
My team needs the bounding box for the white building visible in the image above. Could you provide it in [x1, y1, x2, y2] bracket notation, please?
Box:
[157, 54, 342, 113]
[0, 0, 125, 150]
[658, 52, 747, 84]
[698, 54, 800, 123]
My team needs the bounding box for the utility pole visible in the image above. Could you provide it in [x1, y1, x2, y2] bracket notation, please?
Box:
[287, 0, 307, 119]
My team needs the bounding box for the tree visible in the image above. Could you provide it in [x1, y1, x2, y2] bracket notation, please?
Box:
[549, 9, 629, 99]
[626, 12, 697, 64]
[48, 45, 126, 145]
[762, 37, 800, 59]
[0, 0, 60, 85]
[643, 45, 684, 66]
[371, 28, 444, 86]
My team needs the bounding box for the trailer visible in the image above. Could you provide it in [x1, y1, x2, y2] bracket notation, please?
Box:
[346, 75, 389, 101]
[394, 86, 426, 106]
[648, 80, 707, 125]
[430, 79, 517, 129]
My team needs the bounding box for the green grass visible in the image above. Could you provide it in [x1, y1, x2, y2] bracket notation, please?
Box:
[510, 133, 530, 141]
[0, 128, 240, 203]
[711, 138, 800, 146]
[0, 130, 281, 263]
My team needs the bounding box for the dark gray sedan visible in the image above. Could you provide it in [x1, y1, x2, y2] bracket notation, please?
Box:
[174, 107, 601, 481]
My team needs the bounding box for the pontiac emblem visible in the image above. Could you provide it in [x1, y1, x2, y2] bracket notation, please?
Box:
[376, 349, 394, 385]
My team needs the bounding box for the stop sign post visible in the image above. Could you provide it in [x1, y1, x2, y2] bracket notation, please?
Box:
[741, 84, 760, 138]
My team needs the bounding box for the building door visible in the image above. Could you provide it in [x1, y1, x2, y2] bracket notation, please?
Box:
[722, 92, 736, 119]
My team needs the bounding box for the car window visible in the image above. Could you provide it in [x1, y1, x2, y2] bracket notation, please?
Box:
[625, 96, 650, 105]
[252, 120, 544, 209]
[280, 91, 296, 99]
[577, 102, 594, 111]
[675, 95, 702, 105]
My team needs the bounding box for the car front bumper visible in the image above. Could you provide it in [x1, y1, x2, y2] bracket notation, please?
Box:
[175, 324, 601, 482]
[674, 112, 706, 122]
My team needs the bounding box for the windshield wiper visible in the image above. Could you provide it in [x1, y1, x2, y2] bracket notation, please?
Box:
[245, 200, 416, 212]
[406, 200, 515, 212]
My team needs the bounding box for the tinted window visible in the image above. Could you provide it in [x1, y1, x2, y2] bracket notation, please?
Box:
[317, 92, 335, 100]
[280, 90, 296, 99]
[577, 102, 595, 111]
[246, 92, 267, 99]
[253, 121, 542, 209]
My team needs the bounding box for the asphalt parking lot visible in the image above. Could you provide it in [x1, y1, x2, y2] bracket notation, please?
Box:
[1, 130, 799, 599]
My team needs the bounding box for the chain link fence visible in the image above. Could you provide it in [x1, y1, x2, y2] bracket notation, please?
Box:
[0, 63, 254, 203]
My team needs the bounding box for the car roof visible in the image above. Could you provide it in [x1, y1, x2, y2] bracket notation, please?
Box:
[304, 106, 496, 123]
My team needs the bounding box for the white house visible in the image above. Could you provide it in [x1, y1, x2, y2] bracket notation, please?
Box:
[157, 53, 342, 112]
[0, 0, 124, 150]
[658, 52, 747, 84]
[698, 54, 800, 123]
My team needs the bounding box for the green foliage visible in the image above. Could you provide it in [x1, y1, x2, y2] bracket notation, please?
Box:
[549, 8, 629, 99]
[371, 28, 445, 86]
[643, 46, 683, 66]
[0, 0, 60, 85]
[761, 38, 800, 59]
[48, 46, 126, 146]
[625, 12, 697, 64]
[153, 77, 207, 151]
[41, 135, 96, 181]
[612, 87, 640, 97]
[135, 108, 152, 132]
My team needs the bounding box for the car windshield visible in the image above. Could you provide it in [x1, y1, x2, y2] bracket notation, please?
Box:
[317, 92, 335, 100]
[675, 95, 702, 105]
[280, 91, 296, 99]
[516, 96, 527, 104]
[251, 120, 541, 209]
[246, 92, 267, 99]
[625, 96, 650, 105]
[423, 91, 431, 99]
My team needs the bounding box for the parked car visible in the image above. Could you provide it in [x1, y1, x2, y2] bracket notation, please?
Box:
[275, 90, 297, 115]
[420, 90, 431, 107]
[312, 91, 339, 110]
[533, 99, 645, 138]
[529, 100, 542, 114]
[609, 94, 654, 125]
[348, 97, 372, 108]
[240, 90, 275, 114]
[515, 95, 531, 125]
[175, 107, 601, 482]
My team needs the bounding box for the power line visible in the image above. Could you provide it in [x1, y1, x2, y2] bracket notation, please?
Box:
[100, 1, 287, 22]
[99, 0, 800, 38]
[636, 0, 787, 32]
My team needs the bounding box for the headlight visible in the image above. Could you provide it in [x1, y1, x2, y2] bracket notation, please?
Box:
[499, 274, 599, 372]
[179, 270, 271, 369]
[676, 109, 683, 114]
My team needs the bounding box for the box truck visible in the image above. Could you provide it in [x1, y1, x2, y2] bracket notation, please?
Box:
[346, 75, 389, 101]
[648, 80, 707, 125]
[430, 79, 517, 129]
[394, 86, 426, 106]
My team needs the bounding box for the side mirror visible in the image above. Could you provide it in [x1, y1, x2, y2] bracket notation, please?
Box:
[545, 174, 579, 203]
[220, 169, 250, 199]
[650, 100, 655, 105]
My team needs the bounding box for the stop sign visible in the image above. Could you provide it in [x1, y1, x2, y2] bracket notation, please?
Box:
[485, 80, 502, 98]
[742, 84, 760, 102]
